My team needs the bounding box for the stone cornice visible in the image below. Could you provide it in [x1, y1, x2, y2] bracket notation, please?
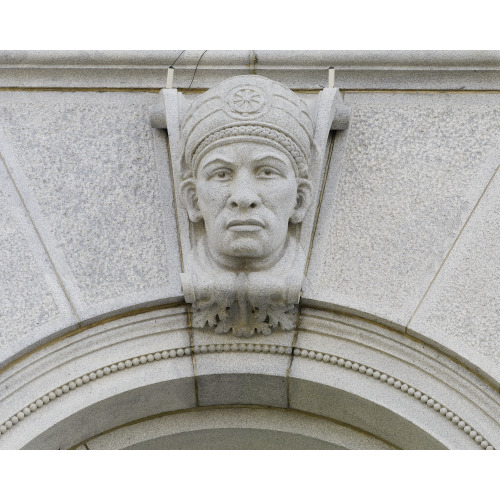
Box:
[2, 50, 500, 90]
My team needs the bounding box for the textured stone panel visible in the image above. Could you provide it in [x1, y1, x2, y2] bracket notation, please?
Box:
[304, 92, 500, 329]
[0, 91, 182, 320]
[0, 164, 76, 366]
[409, 167, 500, 380]
[0, 204, 56, 335]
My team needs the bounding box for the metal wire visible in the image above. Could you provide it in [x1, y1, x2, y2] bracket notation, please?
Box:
[169, 50, 185, 69]
[187, 50, 207, 90]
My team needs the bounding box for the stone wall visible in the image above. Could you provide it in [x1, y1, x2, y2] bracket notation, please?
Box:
[1, 51, 499, 449]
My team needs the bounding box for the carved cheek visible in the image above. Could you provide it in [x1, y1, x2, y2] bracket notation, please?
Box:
[202, 184, 231, 218]
[267, 180, 297, 211]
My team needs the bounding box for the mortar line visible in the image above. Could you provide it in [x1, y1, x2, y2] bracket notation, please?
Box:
[0, 87, 163, 93]
[165, 134, 185, 273]
[406, 163, 500, 330]
[343, 89, 500, 94]
[187, 303, 199, 407]
[0, 151, 80, 322]
[165, 133, 199, 406]
[4, 87, 500, 94]
[304, 132, 336, 275]
[285, 304, 302, 408]
[287, 132, 336, 405]
[0, 87, 319, 94]
[250, 51, 258, 75]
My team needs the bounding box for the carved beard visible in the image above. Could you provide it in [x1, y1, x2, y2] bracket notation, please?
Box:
[181, 235, 306, 337]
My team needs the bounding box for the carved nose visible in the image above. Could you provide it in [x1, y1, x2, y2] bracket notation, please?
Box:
[228, 181, 260, 209]
[229, 196, 259, 209]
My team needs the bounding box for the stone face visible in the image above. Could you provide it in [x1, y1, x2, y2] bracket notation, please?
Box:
[161, 77, 348, 338]
[175, 76, 318, 337]
[1, 52, 500, 450]
[0, 162, 77, 366]
[409, 166, 500, 380]
[304, 92, 500, 330]
[0, 91, 182, 322]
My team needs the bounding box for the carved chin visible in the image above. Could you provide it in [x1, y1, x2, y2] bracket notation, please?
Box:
[224, 238, 265, 258]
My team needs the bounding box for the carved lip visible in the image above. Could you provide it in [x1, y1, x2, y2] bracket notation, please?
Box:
[226, 218, 265, 231]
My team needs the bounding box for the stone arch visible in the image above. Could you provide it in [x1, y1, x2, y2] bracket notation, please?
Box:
[1, 305, 498, 449]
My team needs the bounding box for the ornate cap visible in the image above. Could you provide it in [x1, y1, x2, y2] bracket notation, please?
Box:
[180, 75, 316, 179]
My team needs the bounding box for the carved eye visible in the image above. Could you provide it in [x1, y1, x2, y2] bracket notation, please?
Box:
[210, 168, 232, 181]
[256, 166, 280, 179]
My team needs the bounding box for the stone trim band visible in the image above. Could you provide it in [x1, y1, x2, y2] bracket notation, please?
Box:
[0, 343, 494, 450]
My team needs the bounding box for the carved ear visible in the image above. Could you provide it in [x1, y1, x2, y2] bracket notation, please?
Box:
[180, 179, 203, 223]
[290, 179, 313, 224]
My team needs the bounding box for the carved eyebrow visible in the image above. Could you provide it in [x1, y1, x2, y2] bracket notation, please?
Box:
[252, 153, 287, 164]
[198, 156, 235, 170]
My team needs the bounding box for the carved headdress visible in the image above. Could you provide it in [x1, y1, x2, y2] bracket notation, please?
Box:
[177, 76, 321, 337]
[180, 75, 317, 179]
[150, 73, 349, 337]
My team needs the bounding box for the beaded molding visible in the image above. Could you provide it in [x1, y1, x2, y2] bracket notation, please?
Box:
[0, 343, 494, 450]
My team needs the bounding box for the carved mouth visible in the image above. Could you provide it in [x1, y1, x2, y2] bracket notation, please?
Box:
[227, 219, 265, 232]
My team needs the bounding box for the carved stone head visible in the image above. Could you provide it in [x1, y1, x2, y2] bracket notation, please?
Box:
[178, 76, 319, 336]
[180, 76, 316, 271]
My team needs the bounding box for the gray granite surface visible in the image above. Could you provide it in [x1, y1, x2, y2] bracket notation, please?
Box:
[409, 165, 500, 374]
[304, 92, 500, 336]
[0, 91, 182, 323]
[0, 159, 77, 366]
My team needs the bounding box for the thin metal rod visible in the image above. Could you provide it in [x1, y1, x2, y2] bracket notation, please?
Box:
[166, 67, 174, 89]
[328, 67, 335, 88]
